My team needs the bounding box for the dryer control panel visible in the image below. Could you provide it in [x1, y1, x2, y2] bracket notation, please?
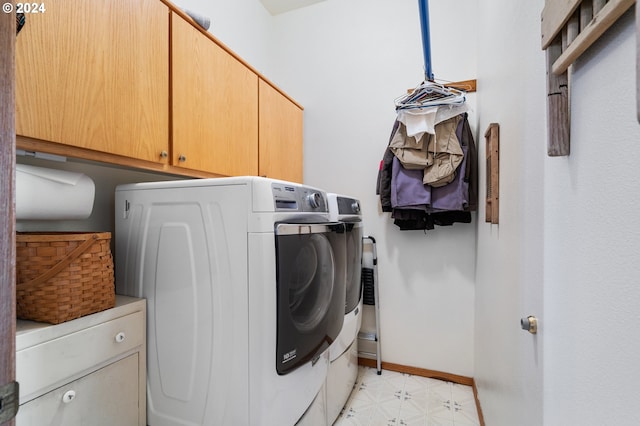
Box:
[336, 196, 361, 216]
[271, 183, 328, 213]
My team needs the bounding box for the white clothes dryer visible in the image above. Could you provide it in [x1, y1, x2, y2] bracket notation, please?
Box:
[115, 177, 345, 426]
[326, 193, 364, 424]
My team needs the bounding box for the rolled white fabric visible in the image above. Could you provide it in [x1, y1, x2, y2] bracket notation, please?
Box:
[16, 164, 95, 220]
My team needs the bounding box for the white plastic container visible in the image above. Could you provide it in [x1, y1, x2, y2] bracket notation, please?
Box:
[16, 164, 95, 220]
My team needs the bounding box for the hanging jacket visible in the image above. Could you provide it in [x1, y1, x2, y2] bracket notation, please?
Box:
[391, 156, 431, 209]
[422, 115, 463, 187]
[461, 115, 478, 211]
[376, 120, 400, 212]
[389, 122, 429, 170]
[389, 116, 464, 186]
[430, 144, 469, 211]
[387, 114, 475, 212]
[377, 113, 478, 231]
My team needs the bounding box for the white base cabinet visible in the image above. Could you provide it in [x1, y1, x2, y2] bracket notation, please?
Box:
[17, 354, 139, 425]
[15, 296, 146, 425]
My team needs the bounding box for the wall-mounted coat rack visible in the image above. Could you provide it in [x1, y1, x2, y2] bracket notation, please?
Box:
[485, 123, 499, 224]
[541, 0, 636, 156]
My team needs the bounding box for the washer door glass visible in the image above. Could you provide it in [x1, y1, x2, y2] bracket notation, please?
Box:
[344, 222, 363, 313]
[279, 231, 335, 332]
[275, 222, 346, 375]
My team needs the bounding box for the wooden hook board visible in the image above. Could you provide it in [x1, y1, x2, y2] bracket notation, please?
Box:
[485, 123, 499, 225]
[541, 0, 636, 156]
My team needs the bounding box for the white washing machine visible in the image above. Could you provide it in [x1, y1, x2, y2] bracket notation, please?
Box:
[115, 177, 346, 425]
[326, 193, 363, 424]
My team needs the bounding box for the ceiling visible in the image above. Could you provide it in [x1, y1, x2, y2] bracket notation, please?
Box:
[259, 0, 326, 15]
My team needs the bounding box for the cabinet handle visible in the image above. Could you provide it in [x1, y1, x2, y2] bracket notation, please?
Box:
[178, 154, 187, 162]
[62, 390, 76, 404]
[160, 150, 168, 159]
[115, 332, 126, 343]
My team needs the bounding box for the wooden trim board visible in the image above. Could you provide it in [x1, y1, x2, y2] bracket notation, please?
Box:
[551, 0, 635, 74]
[485, 123, 500, 222]
[541, 0, 582, 49]
[16, 136, 227, 179]
[546, 39, 570, 156]
[445, 79, 477, 93]
[1, 6, 17, 425]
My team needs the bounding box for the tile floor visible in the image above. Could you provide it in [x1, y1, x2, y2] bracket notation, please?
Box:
[334, 366, 481, 426]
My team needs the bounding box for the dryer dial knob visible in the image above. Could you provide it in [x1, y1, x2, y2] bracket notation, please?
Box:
[307, 192, 322, 209]
[352, 201, 361, 213]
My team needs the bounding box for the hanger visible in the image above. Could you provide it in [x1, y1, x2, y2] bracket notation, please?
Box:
[394, 80, 466, 110]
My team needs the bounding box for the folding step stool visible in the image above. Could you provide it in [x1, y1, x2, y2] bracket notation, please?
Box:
[358, 236, 381, 375]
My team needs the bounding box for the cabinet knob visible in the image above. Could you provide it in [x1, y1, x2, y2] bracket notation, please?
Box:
[115, 332, 126, 343]
[178, 154, 187, 162]
[160, 150, 168, 159]
[62, 390, 76, 404]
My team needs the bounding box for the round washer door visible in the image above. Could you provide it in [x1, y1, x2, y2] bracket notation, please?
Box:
[275, 222, 346, 375]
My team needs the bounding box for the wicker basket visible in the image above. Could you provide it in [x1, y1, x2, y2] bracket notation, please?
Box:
[16, 232, 116, 324]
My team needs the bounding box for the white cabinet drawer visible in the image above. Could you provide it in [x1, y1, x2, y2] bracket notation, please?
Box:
[17, 310, 144, 402]
[16, 354, 140, 426]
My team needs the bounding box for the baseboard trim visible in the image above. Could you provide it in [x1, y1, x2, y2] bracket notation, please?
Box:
[358, 358, 486, 426]
[471, 379, 486, 426]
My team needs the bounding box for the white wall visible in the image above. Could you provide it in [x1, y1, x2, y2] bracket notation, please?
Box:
[474, 2, 640, 425]
[170, 0, 273, 74]
[543, 9, 640, 426]
[474, 1, 546, 425]
[269, 0, 479, 377]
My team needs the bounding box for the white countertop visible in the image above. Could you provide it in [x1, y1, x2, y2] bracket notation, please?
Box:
[16, 295, 146, 351]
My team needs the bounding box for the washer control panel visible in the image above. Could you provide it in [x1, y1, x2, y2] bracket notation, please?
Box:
[271, 183, 328, 213]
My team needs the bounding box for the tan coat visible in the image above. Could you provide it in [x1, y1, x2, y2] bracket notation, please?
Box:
[389, 115, 463, 187]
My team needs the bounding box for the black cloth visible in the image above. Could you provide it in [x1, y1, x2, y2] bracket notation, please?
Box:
[376, 120, 399, 212]
[460, 115, 478, 212]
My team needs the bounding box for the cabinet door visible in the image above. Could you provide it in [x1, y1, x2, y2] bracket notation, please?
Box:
[15, 0, 169, 163]
[16, 354, 140, 426]
[172, 13, 259, 176]
[258, 79, 303, 183]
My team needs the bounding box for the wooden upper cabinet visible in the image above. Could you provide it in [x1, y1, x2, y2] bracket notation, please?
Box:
[15, 0, 170, 163]
[171, 13, 259, 176]
[14, 0, 303, 179]
[258, 79, 303, 183]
